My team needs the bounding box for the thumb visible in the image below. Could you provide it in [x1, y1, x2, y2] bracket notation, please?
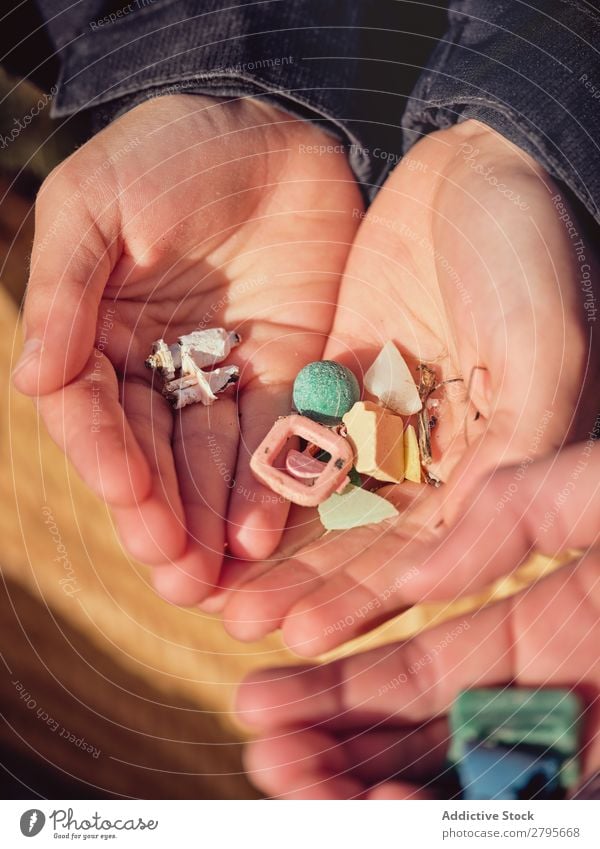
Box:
[12, 164, 119, 395]
[408, 439, 600, 603]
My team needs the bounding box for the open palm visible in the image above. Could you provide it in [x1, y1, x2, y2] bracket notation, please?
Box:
[14, 94, 361, 603]
[223, 120, 596, 652]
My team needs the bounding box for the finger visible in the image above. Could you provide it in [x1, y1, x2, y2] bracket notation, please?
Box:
[226, 380, 293, 560]
[199, 503, 324, 613]
[223, 518, 422, 652]
[244, 728, 361, 798]
[269, 772, 363, 800]
[239, 548, 600, 732]
[196, 558, 271, 614]
[366, 782, 436, 799]
[236, 603, 512, 730]
[154, 396, 238, 605]
[223, 554, 323, 642]
[404, 441, 600, 603]
[225, 320, 331, 562]
[383, 441, 600, 606]
[111, 379, 187, 564]
[338, 721, 449, 785]
[506, 548, 600, 689]
[263, 441, 599, 656]
[222, 486, 434, 644]
[222, 518, 395, 644]
[275, 496, 502, 657]
[37, 352, 151, 506]
[245, 723, 446, 799]
[13, 168, 117, 395]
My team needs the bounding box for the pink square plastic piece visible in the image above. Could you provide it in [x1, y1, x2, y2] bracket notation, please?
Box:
[250, 414, 354, 507]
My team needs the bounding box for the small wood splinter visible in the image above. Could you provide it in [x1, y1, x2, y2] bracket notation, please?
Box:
[416, 364, 436, 471]
[416, 364, 463, 486]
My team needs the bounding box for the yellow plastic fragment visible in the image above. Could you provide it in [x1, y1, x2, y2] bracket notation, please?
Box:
[342, 401, 404, 483]
[403, 423, 421, 483]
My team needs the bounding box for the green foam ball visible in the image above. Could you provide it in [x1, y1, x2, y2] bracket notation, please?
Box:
[292, 360, 360, 425]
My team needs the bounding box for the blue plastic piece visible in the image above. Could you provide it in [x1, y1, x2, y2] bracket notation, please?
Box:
[458, 742, 563, 800]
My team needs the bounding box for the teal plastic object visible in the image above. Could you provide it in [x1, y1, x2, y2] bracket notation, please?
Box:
[449, 688, 582, 800]
[292, 360, 360, 426]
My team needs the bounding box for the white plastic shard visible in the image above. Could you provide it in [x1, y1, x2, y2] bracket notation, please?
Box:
[318, 485, 399, 531]
[163, 365, 239, 409]
[364, 341, 422, 416]
[205, 364, 239, 393]
[146, 327, 241, 408]
[145, 339, 181, 380]
[164, 372, 215, 408]
[178, 328, 241, 368]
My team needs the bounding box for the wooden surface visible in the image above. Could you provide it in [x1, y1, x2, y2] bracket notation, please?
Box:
[0, 278, 296, 798]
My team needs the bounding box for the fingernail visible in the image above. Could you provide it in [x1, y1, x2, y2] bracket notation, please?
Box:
[12, 338, 43, 380]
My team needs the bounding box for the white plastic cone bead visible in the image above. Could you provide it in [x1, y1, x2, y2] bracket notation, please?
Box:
[364, 341, 422, 416]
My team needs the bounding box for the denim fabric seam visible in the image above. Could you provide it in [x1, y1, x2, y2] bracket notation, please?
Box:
[54, 24, 362, 113]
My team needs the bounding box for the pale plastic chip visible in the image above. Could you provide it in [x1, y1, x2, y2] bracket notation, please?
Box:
[318, 485, 399, 530]
[403, 423, 421, 483]
[364, 341, 422, 415]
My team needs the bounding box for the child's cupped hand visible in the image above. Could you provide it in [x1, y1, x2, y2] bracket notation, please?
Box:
[12, 94, 362, 603]
[220, 121, 599, 654]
